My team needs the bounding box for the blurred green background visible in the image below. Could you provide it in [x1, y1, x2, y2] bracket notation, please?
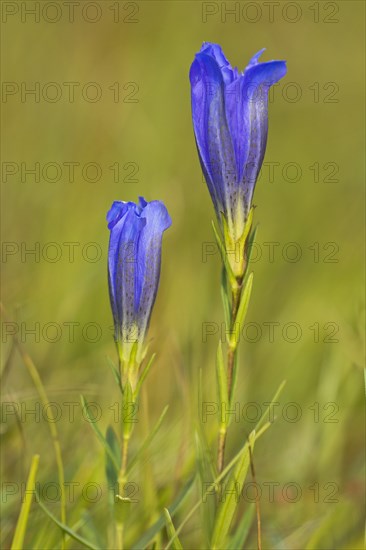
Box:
[1, 1, 364, 548]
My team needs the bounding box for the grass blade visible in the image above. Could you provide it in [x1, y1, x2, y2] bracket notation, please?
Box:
[211, 431, 256, 549]
[255, 380, 286, 432]
[11, 454, 40, 550]
[105, 425, 121, 488]
[80, 395, 120, 472]
[247, 224, 259, 265]
[126, 405, 169, 475]
[36, 498, 100, 550]
[212, 220, 236, 287]
[106, 356, 122, 393]
[221, 268, 231, 329]
[195, 429, 216, 544]
[216, 341, 228, 418]
[164, 508, 183, 550]
[134, 353, 156, 399]
[227, 504, 255, 549]
[230, 272, 253, 347]
[0, 304, 67, 547]
[132, 476, 195, 549]
[165, 425, 271, 550]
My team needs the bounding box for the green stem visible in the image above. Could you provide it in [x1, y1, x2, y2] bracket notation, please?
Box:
[119, 435, 130, 486]
[217, 284, 242, 474]
[11, 454, 40, 550]
[115, 355, 135, 550]
[115, 434, 130, 549]
[116, 523, 124, 550]
[227, 285, 242, 400]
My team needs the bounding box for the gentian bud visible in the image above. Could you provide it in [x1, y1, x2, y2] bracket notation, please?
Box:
[107, 197, 171, 374]
[190, 43, 287, 278]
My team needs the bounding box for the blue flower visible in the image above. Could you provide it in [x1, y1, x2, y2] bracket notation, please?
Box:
[107, 197, 171, 363]
[190, 43, 287, 244]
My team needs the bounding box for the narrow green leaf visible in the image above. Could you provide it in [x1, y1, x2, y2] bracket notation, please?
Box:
[11, 454, 40, 550]
[132, 476, 195, 550]
[80, 395, 120, 473]
[124, 377, 133, 403]
[36, 498, 100, 550]
[220, 268, 231, 330]
[238, 206, 254, 250]
[230, 272, 253, 347]
[166, 427, 270, 550]
[105, 425, 121, 489]
[216, 341, 228, 428]
[255, 380, 287, 432]
[123, 379, 134, 438]
[107, 356, 122, 393]
[211, 432, 256, 549]
[247, 224, 259, 265]
[212, 220, 237, 287]
[227, 504, 255, 550]
[195, 430, 216, 544]
[79, 510, 106, 549]
[134, 353, 156, 400]
[129, 340, 139, 365]
[197, 364, 217, 544]
[228, 351, 239, 413]
[195, 427, 216, 487]
[126, 405, 169, 475]
[163, 508, 183, 550]
[198, 366, 202, 416]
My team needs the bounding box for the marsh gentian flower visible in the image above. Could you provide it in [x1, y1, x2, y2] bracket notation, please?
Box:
[190, 43, 287, 255]
[107, 197, 171, 365]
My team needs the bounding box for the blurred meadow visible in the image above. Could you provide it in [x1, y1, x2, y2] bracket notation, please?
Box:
[1, 1, 365, 548]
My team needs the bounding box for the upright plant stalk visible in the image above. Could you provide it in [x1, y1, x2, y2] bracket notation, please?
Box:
[117, 356, 134, 485]
[118, 354, 137, 494]
[189, 43, 287, 476]
[215, 214, 254, 474]
[114, 342, 146, 550]
[115, 357, 134, 550]
[106, 198, 171, 549]
[217, 283, 242, 473]
[226, 285, 241, 399]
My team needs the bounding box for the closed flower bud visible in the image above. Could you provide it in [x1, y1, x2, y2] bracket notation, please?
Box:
[107, 197, 171, 367]
[190, 43, 287, 277]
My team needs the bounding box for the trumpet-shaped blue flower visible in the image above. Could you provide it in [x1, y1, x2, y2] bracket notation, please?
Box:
[107, 197, 171, 363]
[190, 43, 287, 244]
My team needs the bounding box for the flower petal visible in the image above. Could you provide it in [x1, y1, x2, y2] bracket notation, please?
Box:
[108, 205, 145, 341]
[190, 43, 287, 242]
[247, 48, 266, 68]
[190, 52, 237, 225]
[135, 201, 172, 340]
[225, 59, 287, 216]
[200, 42, 235, 84]
[107, 201, 130, 230]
